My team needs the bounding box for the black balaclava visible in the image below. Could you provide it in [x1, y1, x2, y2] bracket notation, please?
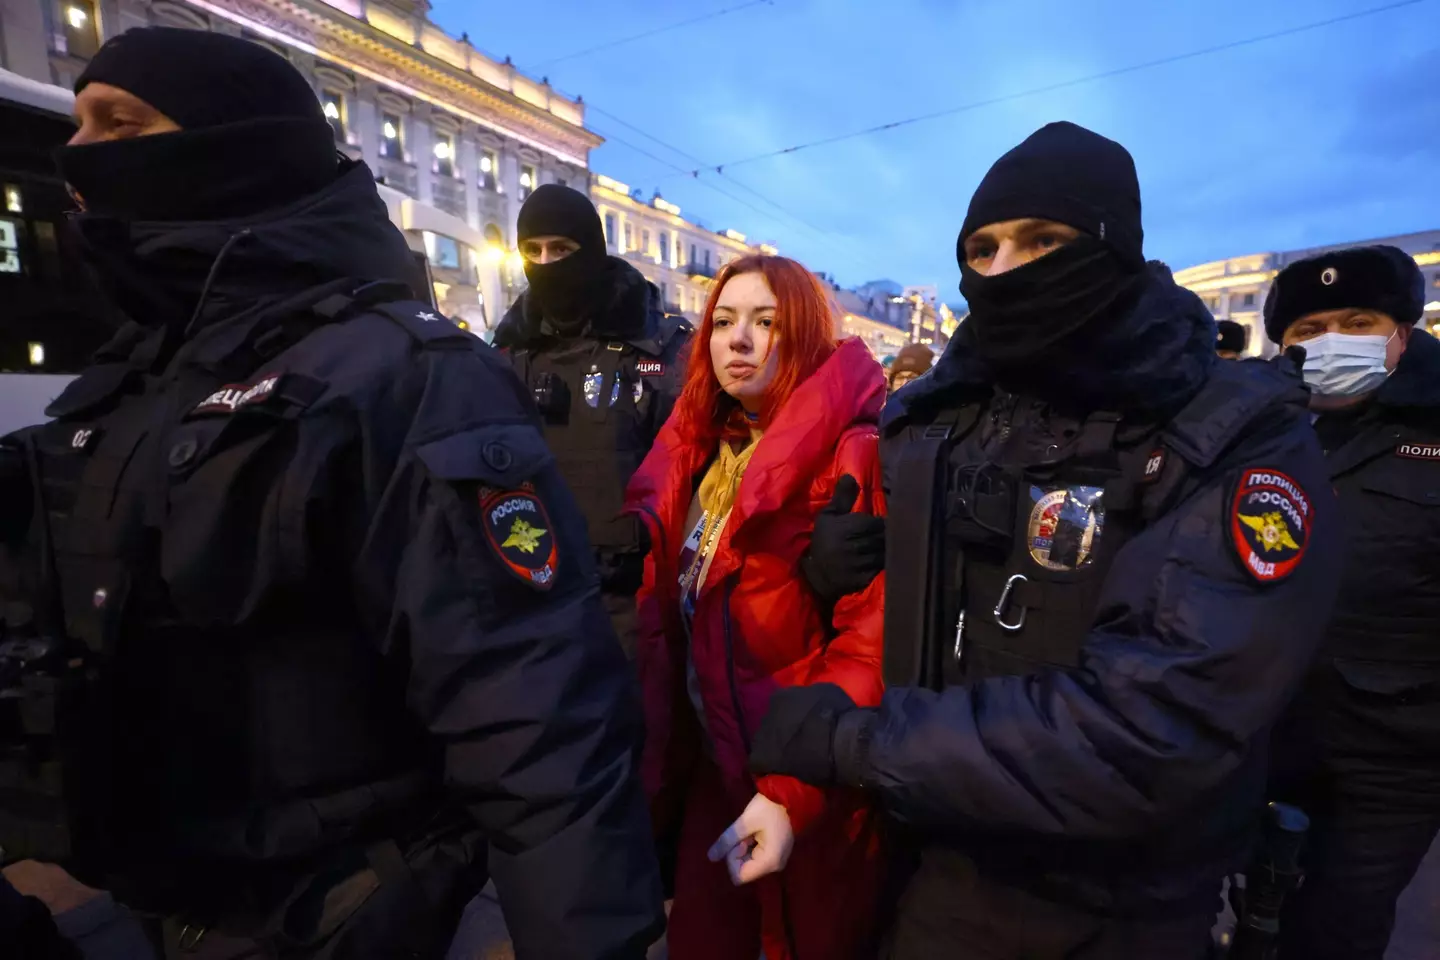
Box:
[517, 184, 608, 333]
[957, 121, 1147, 377]
[57, 27, 338, 222]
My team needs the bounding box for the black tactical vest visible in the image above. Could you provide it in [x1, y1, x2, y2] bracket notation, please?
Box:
[509, 328, 682, 560]
[882, 365, 1280, 692]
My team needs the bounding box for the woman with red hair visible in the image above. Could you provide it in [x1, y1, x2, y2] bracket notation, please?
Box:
[626, 256, 887, 959]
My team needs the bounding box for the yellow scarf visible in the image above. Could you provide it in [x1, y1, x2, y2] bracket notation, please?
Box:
[696, 439, 758, 526]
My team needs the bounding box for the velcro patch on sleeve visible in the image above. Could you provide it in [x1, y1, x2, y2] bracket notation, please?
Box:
[480, 485, 558, 590]
[191, 374, 284, 417]
[1228, 468, 1312, 583]
[1395, 443, 1440, 460]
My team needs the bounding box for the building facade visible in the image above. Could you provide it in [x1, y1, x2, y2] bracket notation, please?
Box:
[0, 0, 602, 335]
[588, 173, 762, 323]
[1174, 229, 1440, 357]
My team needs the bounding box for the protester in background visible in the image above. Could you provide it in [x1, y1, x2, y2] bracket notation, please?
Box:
[494, 185, 692, 658]
[1216, 318, 1248, 358]
[887, 342, 934, 392]
[625, 256, 887, 960]
[1264, 246, 1440, 960]
[752, 121, 1340, 959]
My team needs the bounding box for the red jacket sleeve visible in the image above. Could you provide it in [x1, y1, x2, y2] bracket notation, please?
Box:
[757, 426, 886, 834]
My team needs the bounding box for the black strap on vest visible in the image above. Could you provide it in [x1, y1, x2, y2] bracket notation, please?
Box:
[882, 406, 980, 689]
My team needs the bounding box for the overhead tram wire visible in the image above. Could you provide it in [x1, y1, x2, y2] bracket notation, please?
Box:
[533, 0, 775, 69]
[583, 102, 834, 242]
[588, 124, 859, 261]
[664, 0, 1430, 178]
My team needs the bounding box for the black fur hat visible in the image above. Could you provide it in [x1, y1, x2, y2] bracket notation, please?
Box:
[1263, 245, 1424, 344]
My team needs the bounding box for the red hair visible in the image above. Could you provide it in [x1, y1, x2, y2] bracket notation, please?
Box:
[676, 255, 839, 444]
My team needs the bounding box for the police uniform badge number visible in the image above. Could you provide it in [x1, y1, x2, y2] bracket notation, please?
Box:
[1027, 485, 1105, 571]
[480, 484, 559, 590]
[1228, 468, 1312, 584]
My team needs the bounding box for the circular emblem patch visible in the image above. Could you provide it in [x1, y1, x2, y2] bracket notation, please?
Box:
[1229, 468, 1311, 583]
[1320, 266, 1338, 286]
[1027, 485, 1105, 571]
[480, 487, 558, 590]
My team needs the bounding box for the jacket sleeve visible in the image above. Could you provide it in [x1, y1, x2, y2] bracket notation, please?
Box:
[757, 427, 887, 835]
[356, 347, 664, 960]
[836, 417, 1340, 840]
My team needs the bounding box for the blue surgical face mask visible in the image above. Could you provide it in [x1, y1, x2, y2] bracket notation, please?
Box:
[1301, 331, 1396, 398]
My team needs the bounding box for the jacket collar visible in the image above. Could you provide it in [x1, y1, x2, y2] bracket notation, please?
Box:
[1377, 328, 1440, 409]
[495, 256, 664, 351]
[885, 261, 1217, 430]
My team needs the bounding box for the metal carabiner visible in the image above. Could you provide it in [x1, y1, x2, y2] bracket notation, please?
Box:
[993, 574, 1028, 632]
[177, 923, 208, 952]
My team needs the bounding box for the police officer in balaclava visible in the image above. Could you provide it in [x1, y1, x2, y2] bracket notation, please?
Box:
[494, 185, 692, 657]
[1263, 246, 1440, 960]
[0, 27, 662, 959]
[745, 122, 1341, 958]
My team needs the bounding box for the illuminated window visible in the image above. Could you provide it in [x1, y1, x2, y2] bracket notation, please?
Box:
[380, 112, 404, 160]
[658, 231, 669, 265]
[320, 91, 345, 142]
[479, 150, 498, 191]
[433, 131, 455, 177]
[4, 185, 20, 214]
[0, 219, 20, 274]
[60, 0, 100, 58]
[28, 343, 45, 366]
[519, 164, 536, 201]
[604, 213, 617, 249]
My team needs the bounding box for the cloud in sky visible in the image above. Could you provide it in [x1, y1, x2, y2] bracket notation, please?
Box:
[429, 0, 1440, 293]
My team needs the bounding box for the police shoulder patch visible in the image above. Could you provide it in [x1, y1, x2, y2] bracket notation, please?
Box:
[480, 483, 558, 590]
[1228, 468, 1312, 583]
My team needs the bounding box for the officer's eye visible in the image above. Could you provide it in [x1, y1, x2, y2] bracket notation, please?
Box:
[966, 242, 996, 262]
[1034, 233, 1063, 250]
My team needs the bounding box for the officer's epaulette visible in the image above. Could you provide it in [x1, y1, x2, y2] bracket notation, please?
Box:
[364, 301, 476, 348]
[1164, 360, 1302, 469]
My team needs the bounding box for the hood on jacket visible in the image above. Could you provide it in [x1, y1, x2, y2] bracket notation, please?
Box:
[628, 337, 885, 537]
[493, 256, 662, 349]
[890, 261, 1217, 427]
[70, 159, 423, 339]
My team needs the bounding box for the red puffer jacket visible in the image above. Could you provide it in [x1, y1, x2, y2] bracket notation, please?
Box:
[626, 337, 887, 960]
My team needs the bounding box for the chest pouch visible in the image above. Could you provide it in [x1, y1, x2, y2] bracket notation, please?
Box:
[945, 462, 1019, 554]
[531, 371, 571, 425]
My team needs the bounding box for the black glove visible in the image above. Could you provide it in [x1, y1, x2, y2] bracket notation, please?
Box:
[800, 475, 886, 606]
[749, 683, 857, 786]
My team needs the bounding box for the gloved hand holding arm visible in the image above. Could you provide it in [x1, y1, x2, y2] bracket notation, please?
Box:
[756, 444, 1341, 841]
[799, 475, 886, 606]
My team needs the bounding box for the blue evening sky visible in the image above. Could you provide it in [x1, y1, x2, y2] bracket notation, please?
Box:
[428, 0, 1440, 298]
